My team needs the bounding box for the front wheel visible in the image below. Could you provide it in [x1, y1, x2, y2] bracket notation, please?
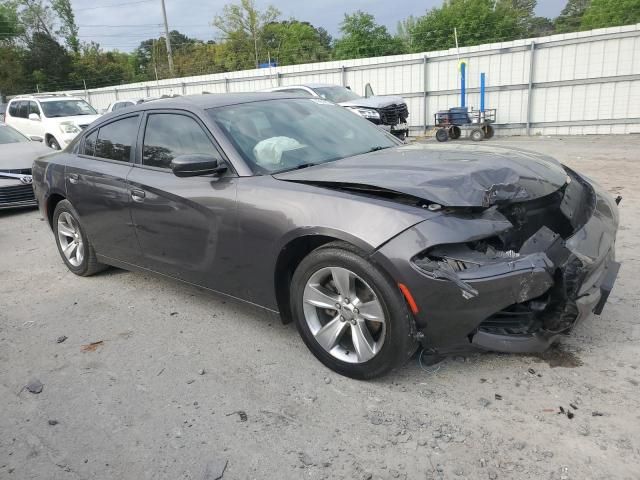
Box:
[53, 200, 106, 276]
[435, 128, 448, 142]
[290, 243, 417, 379]
[470, 128, 485, 142]
[47, 136, 61, 150]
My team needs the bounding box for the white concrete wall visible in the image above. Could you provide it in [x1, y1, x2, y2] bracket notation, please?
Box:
[52, 23, 640, 136]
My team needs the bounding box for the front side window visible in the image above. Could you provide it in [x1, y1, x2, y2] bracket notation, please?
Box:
[208, 98, 397, 174]
[29, 101, 40, 116]
[94, 116, 139, 162]
[83, 130, 97, 156]
[17, 101, 28, 118]
[142, 114, 216, 169]
[40, 100, 97, 118]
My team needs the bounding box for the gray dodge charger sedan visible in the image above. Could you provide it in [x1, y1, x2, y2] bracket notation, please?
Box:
[31, 93, 620, 379]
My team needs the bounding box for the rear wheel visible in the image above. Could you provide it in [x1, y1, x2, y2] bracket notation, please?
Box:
[482, 125, 495, 139]
[435, 128, 448, 142]
[470, 128, 485, 142]
[291, 243, 417, 379]
[53, 200, 106, 276]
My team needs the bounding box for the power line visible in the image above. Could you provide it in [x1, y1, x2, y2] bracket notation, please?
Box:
[73, 0, 156, 11]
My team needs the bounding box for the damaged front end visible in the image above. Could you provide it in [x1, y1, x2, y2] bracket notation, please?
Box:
[375, 167, 621, 353]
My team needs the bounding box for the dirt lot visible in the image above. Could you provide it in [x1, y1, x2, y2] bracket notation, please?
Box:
[1, 135, 639, 480]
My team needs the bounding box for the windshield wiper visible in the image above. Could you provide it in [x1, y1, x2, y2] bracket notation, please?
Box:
[276, 162, 317, 173]
[369, 145, 391, 152]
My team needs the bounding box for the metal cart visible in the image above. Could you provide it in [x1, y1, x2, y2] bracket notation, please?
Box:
[434, 107, 496, 142]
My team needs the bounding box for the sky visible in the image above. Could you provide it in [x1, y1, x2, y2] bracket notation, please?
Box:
[71, 0, 567, 52]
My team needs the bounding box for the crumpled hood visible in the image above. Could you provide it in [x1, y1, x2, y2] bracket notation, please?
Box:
[339, 95, 406, 109]
[0, 141, 53, 170]
[274, 143, 569, 207]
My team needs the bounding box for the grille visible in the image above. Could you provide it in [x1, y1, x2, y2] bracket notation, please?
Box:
[0, 184, 35, 204]
[1, 168, 31, 175]
[379, 104, 409, 126]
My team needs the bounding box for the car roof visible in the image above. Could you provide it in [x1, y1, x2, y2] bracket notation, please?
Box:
[9, 96, 84, 103]
[275, 83, 340, 89]
[116, 92, 307, 112]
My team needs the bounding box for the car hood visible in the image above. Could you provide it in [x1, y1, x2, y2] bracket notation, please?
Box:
[274, 143, 569, 208]
[53, 114, 101, 127]
[339, 95, 406, 109]
[0, 141, 53, 170]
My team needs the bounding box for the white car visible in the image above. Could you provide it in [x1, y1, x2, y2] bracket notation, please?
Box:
[5, 94, 101, 150]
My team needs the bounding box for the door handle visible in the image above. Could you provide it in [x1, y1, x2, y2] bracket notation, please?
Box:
[131, 189, 145, 202]
[68, 173, 79, 184]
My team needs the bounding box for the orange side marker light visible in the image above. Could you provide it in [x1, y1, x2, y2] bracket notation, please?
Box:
[398, 283, 419, 315]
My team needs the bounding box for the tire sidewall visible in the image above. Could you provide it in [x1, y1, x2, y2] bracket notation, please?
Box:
[48, 137, 61, 150]
[291, 245, 415, 379]
[53, 200, 90, 275]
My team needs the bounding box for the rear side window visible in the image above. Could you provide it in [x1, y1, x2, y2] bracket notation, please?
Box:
[142, 114, 215, 169]
[83, 130, 97, 156]
[93, 115, 139, 162]
[8, 102, 18, 117]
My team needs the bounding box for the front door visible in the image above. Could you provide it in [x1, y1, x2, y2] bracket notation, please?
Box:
[127, 111, 238, 290]
[65, 114, 142, 265]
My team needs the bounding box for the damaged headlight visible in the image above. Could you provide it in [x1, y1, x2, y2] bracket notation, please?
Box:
[346, 107, 381, 120]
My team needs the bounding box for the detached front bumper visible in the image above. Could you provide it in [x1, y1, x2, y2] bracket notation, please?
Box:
[373, 171, 620, 353]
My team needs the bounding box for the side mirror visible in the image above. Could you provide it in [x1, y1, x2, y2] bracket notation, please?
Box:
[29, 135, 43, 142]
[170, 154, 226, 178]
[28, 113, 40, 121]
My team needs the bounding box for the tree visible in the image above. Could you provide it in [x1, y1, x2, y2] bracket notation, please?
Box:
[554, 0, 591, 33]
[262, 20, 332, 65]
[334, 11, 406, 60]
[581, 0, 640, 29]
[212, 0, 280, 68]
[134, 30, 197, 80]
[410, 0, 527, 52]
[51, 0, 78, 52]
[70, 42, 135, 89]
[24, 31, 71, 89]
[396, 15, 417, 51]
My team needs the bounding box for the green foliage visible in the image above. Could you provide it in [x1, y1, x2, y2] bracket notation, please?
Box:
[263, 20, 332, 64]
[581, 0, 640, 29]
[334, 11, 406, 59]
[555, 0, 591, 33]
[410, 0, 527, 52]
[1, 0, 639, 98]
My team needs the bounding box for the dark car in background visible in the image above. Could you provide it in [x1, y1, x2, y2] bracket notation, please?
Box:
[0, 123, 51, 209]
[31, 93, 620, 379]
[265, 83, 410, 139]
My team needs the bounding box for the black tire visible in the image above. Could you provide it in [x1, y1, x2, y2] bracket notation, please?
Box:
[448, 126, 461, 139]
[53, 200, 106, 276]
[482, 124, 495, 139]
[290, 242, 417, 379]
[47, 136, 61, 150]
[435, 128, 448, 142]
[470, 128, 485, 142]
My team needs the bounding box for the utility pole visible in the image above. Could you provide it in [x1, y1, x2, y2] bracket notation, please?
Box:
[160, 0, 174, 77]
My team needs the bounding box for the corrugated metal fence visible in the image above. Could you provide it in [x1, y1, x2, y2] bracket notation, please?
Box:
[55, 23, 640, 136]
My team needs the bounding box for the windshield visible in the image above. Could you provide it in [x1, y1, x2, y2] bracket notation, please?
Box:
[0, 124, 29, 144]
[40, 100, 97, 118]
[208, 98, 398, 174]
[312, 86, 362, 103]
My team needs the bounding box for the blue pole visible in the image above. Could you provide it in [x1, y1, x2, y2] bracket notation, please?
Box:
[460, 62, 466, 108]
[480, 72, 485, 112]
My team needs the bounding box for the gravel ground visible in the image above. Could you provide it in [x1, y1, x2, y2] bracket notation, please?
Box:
[1, 135, 639, 480]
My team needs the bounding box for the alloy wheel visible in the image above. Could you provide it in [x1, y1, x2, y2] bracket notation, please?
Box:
[57, 212, 84, 267]
[302, 266, 386, 364]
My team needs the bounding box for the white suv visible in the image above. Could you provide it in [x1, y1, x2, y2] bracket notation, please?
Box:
[5, 94, 101, 150]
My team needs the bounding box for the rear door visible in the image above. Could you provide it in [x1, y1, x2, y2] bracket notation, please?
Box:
[127, 110, 238, 289]
[7, 101, 28, 134]
[65, 113, 142, 265]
